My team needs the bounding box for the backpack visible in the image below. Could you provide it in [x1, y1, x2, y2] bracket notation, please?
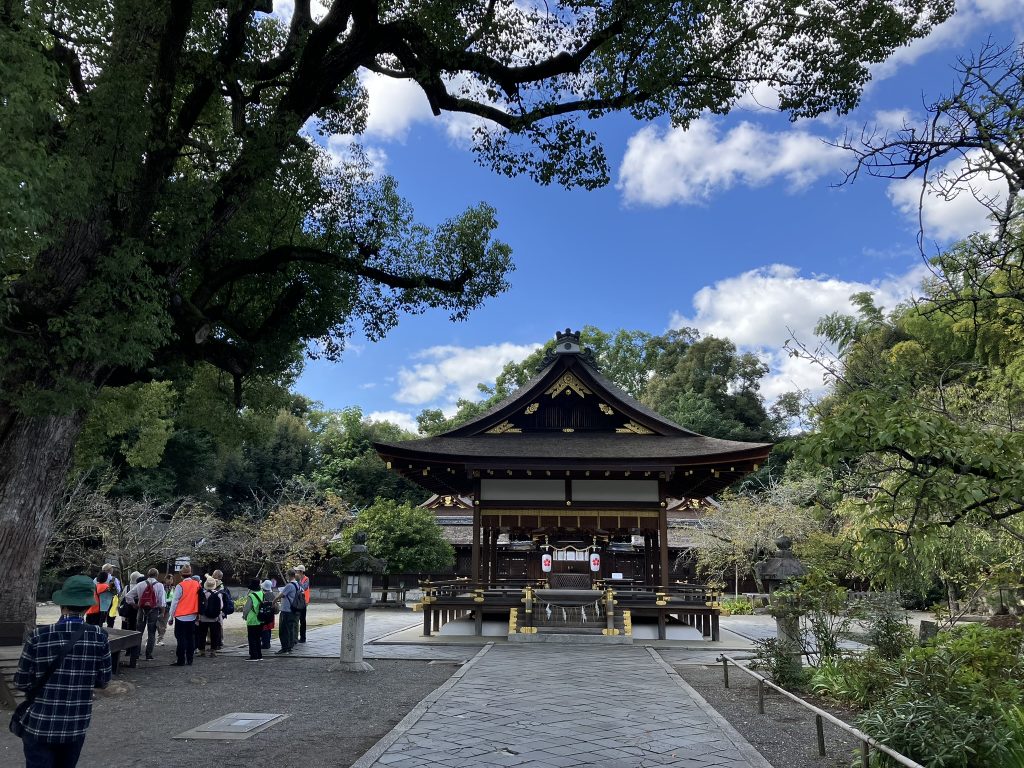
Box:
[254, 592, 275, 624]
[98, 586, 114, 613]
[138, 581, 159, 610]
[289, 582, 306, 611]
[220, 586, 235, 616]
[200, 590, 222, 619]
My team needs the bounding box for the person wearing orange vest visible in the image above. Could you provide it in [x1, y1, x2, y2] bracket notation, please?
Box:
[84, 573, 111, 627]
[167, 565, 201, 666]
[295, 565, 310, 644]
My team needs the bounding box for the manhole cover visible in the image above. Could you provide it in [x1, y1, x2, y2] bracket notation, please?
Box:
[174, 712, 288, 740]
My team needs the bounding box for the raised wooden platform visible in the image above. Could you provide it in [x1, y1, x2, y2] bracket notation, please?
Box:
[416, 580, 721, 641]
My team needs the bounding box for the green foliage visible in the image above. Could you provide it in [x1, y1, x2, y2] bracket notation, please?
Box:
[643, 336, 778, 441]
[688, 475, 829, 592]
[752, 637, 809, 691]
[854, 593, 915, 661]
[719, 598, 754, 615]
[810, 654, 890, 708]
[336, 498, 454, 577]
[309, 408, 426, 509]
[774, 571, 854, 664]
[857, 625, 1024, 767]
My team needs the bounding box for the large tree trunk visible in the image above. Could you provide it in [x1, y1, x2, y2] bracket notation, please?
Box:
[0, 409, 83, 628]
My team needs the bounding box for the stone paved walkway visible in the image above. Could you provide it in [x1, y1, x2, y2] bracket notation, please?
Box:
[220, 611, 476, 661]
[352, 644, 772, 768]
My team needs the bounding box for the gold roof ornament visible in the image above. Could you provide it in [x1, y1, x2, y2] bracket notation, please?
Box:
[544, 372, 592, 399]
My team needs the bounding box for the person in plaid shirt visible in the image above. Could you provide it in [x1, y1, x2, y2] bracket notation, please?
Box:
[14, 574, 112, 767]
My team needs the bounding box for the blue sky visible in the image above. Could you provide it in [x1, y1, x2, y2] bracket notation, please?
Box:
[292, 1, 1022, 431]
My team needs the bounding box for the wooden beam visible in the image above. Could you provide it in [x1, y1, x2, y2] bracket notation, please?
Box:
[472, 479, 481, 582]
[659, 507, 669, 588]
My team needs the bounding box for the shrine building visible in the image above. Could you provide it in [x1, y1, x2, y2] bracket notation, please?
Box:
[374, 329, 772, 640]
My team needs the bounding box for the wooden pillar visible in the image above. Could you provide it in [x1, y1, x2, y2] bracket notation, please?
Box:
[659, 508, 669, 587]
[490, 528, 500, 586]
[471, 503, 481, 583]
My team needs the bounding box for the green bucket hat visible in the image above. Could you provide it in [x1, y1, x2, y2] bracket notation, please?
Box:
[51, 575, 97, 608]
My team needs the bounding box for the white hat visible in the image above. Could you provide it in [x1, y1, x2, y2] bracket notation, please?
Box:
[294, 565, 305, 572]
[261, 579, 274, 592]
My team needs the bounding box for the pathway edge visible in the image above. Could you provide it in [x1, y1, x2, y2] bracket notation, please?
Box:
[646, 646, 775, 768]
[348, 642, 494, 768]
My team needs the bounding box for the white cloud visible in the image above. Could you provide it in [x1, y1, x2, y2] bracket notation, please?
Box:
[366, 410, 420, 434]
[670, 264, 927, 399]
[887, 150, 1009, 241]
[360, 71, 434, 141]
[617, 121, 845, 206]
[871, 0, 1024, 81]
[324, 134, 389, 175]
[394, 342, 542, 406]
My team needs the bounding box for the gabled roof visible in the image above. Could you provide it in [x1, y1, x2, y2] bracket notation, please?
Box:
[442, 341, 697, 438]
[375, 329, 772, 496]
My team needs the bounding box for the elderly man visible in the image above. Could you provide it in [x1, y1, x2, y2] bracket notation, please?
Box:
[126, 568, 166, 660]
[295, 565, 310, 643]
[13, 575, 112, 767]
[275, 569, 302, 654]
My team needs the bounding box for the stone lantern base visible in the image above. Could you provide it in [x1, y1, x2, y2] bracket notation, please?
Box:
[329, 660, 375, 673]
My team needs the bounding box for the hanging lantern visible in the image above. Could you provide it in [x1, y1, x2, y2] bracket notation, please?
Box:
[590, 553, 601, 572]
[541, 553, 553, 573]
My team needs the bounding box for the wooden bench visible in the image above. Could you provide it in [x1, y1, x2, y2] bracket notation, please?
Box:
[0, 622, 143, 710]
[0, 622, 27, 709]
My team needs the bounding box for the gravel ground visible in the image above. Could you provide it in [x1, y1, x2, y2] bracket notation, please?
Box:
[0, 655, 457, 768]
[676, 664, 864, 768]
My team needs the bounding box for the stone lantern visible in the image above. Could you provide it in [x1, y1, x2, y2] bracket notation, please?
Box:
[754, 535, 807, 648]
[328, 532, 386, 673]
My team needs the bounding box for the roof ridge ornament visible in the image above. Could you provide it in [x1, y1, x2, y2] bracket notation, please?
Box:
[555, 328, 582, 352]
[537, 328, 600, 371]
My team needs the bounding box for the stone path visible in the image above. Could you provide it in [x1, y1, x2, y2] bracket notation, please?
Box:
[351, 644, 772, 768]
[220, 611, 475, 661]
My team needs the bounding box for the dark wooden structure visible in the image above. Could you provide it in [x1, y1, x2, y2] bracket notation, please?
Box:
[375, 329, 772, 639]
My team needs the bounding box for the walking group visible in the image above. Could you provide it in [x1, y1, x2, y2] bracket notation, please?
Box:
[10, 566, 311, 767]
[242, 567, 311, 661]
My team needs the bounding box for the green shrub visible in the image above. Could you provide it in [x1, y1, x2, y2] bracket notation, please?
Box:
[752, 637, 809, 691]
[810, 653, 890, 708]
[858, 625, 1024, 767]
[855, 592, 915, 660]
[719, 598, 754, 615]
[1003, 705, 1024, 768]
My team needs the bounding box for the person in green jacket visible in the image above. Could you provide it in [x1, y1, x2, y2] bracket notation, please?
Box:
[244, 578, 265, 661]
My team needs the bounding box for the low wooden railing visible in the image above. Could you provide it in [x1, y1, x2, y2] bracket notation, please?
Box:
[718, 654, 925, 768]
[417, 578, 721, 639]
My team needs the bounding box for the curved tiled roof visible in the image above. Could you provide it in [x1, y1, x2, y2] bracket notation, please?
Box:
[375, 433, 769, 462]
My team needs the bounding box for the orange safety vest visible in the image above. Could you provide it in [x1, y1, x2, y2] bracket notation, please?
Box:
[86, 582, 109, 615]
[175, 577, 200, 617]
[300, 576, 310, 605]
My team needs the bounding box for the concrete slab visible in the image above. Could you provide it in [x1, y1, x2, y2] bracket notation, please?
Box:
[173, 712, 288, 740]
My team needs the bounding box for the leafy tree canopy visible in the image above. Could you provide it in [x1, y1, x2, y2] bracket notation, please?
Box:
[337, 497, 455, 577]
[1, 0, 952, 416]
[308, 407, 427, 509]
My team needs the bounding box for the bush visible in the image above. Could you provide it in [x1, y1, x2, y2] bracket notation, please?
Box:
[855, 592, 914, 660]
[810, 653, 890, 708]
[1002, 705, 1024, 768]
[719, 598, 754, 615]
[752, 637, 809, 691]
[857, 625, 1024, 767]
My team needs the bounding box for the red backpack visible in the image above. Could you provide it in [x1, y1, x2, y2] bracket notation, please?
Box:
[138, 581, 159, 609]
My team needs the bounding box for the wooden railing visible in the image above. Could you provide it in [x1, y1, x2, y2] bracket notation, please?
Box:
[718, 654, 925, 768]
[417, 578, 722, 639]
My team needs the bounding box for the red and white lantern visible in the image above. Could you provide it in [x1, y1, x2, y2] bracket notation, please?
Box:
[590, 553, 601, 572]
[541, 553, 553, 573]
